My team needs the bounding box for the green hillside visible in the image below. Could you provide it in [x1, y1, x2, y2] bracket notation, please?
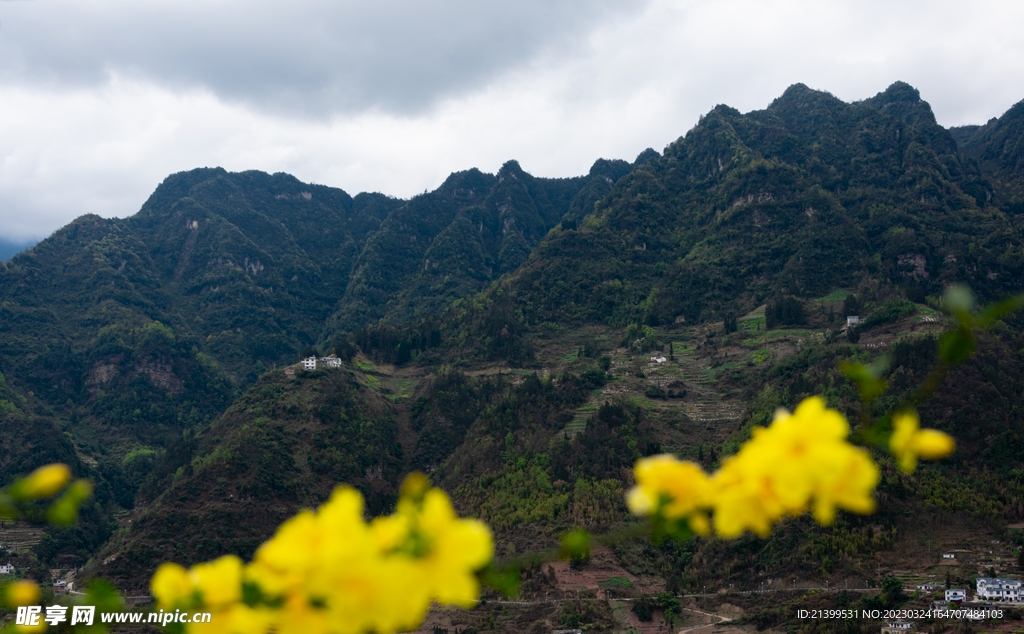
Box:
[93, 364, 404, 588]
[323, 158, 632, 334]
[495, 82, 1022, 336]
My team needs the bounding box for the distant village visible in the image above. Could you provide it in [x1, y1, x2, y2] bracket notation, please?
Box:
[1, 561, 76, 595]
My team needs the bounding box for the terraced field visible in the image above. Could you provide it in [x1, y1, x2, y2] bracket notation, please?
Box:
[0, 520, 44, 553]
[558, 402, 600, 440]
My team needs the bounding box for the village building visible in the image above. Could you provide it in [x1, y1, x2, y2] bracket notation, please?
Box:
[0, 562, 14, 575]
[881, 620, 914, 634]
[945, 588, 967, 604]
[301, 356, 343, 370]
[319, 356, 343, 368]
[976, 577, 1022, 602]
[917, 582, 943, 592]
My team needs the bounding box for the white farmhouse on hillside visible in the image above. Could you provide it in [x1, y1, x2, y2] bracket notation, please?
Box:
[976, 577, 1022, 602]
[320, 356, 343, 368]
[0, 562, 14, 575]
[302, 356, 344, 370]
[945, 588, 966, 603]
[881, 621, 914, 634]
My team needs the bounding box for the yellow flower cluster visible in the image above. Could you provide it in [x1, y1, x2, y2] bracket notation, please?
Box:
[2, 579, 41, 608]
[19, 464, 72, 499]
[1, 579, 44, 633]
[626, 455, 711, 536]
[628, 397, 951, 539]
[152, 477, 492, 634]
[889, 410, 955, 473]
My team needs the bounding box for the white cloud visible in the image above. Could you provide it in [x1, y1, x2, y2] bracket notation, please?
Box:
[1, 0, 1023, 241]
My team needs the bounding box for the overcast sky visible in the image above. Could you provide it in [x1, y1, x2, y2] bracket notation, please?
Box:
[2, 0, 1023, 243]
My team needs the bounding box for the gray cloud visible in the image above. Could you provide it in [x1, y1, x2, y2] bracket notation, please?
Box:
[2, 0, 1024, 244]
[0, 0, 635, 117]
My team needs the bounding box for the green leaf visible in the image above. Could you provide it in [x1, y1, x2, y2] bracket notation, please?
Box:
[648, 514, 694, 544]
[942, 285, 976, 326]
[84, 578, 124, 611]
[857, 412, 892, 449]
[560, 528, 591, 561]
[841, 359, 889, 403]
[0, 492, 15, 519]
[978, 294, 1024, 328]
[46, 479, 94, 526]
[939, 328, 975, 365]
[68, 579, 125, 634]
[479, 565, 519, 598]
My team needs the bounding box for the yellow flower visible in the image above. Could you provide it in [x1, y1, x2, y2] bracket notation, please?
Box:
[750, 398, 880, 526]
[21, 464, 71, 498]
[706, 397, 878, 536]
[151, 563, 196, 608]
[150, 477, 493, 634]
[808, 444, 879, 525]
[889, 410, 955, 473]
[627, 454, 710, 535]
[191, 555, 243, 607]
[633, 397, 883, 539]
[417, 489, 493, 607]
[369, 514, 410, 552]
[14, 618, 48, 633]
[708, 453, 786, 538]
[243, 482, 492, 634]
[151, 556, 242, 611]
[3, 579, 40, 607]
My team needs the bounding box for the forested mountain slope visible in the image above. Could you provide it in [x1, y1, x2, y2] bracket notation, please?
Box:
[0, 158, 627, 463]
[487, 82, 1024, 335]
[323, 157, 633, 333]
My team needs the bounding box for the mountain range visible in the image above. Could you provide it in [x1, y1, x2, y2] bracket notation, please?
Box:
[2, 81, 1024, 631]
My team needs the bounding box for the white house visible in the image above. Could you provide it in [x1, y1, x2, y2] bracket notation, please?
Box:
[945, 588, 966, 604]
[942, 553, 955, 559]
[917, 582, 942, 592]
[302, 356, 343, 370]
[847, 316, 861, 327]
[976, 577, 1022, 602]
[0, 562, 14, 575]
[881, 621, 914, 634]
[320, 356, 343, 368]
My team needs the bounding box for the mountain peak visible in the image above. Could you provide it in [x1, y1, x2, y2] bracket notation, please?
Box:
[498, 159, 524, 175]
[874, 81, 922, 104]
[633, 148, 660, 166]
[862, 81, 940, 130]
[767, 83, 845, 115]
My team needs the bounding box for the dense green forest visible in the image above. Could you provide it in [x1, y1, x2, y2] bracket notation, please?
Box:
[3, 82, 1024, 632]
